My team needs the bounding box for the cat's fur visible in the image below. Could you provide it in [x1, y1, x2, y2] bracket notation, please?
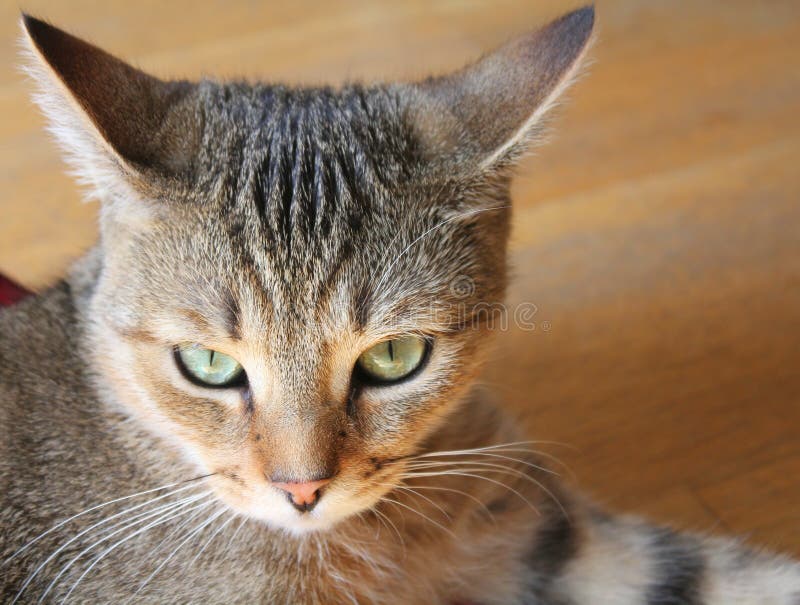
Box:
[1, 6, 799, 604]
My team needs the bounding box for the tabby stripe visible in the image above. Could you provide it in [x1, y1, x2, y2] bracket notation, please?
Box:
[645, 527, 706, 605]
[527, 504, 580, 602]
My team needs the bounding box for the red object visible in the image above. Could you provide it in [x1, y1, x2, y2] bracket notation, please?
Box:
[0, 273, 31, 307]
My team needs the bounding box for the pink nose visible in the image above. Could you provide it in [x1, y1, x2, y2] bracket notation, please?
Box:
[271, 478, 332, 510]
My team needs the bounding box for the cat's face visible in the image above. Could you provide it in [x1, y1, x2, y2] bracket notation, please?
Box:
[88, 88, 509, 532]
[22, 11, 593, 532]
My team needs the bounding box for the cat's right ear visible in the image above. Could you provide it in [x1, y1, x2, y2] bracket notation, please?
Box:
[19, 15, 200, 201]
[406, 6, 595, 175]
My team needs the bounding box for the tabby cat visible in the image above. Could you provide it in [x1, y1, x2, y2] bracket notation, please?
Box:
[1, 6, 798, 604]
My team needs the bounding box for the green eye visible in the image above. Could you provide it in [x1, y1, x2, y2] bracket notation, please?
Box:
[175, 344, 245, 387]
[357, 335, 428, 383]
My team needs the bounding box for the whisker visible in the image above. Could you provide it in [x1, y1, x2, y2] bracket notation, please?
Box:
[407, 460, 568, 518]
[408, 453, 559, 477]
[40, 493, 213, 604]
[12, 489, 208, 605]
[394, 484, 497, 525]
[2, 475, 212, 568]
[371, 508, 405, 556]
[379, 484, 451, 523]
[187, 512, 236, 569]
[400, 470, 539, 515]
[130, 507, 227, 600]
[415, 447, 574, 477]
[408, 460, 548, 483]
[146, 498, 215, 559]
[414, 440, 575, 458]
[377, 498, 406, 533]
[222, 515, 248, 555]
[362, 508, 384, 540]
[379, 497, 456, 540]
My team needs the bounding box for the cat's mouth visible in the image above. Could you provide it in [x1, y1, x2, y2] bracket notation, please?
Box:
[208, 461, 407, 534]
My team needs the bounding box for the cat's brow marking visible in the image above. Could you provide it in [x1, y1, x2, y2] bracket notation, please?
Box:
[176, 307, 241, 342]
[177, 308, 214, 332]
[117, 325, 160, 344]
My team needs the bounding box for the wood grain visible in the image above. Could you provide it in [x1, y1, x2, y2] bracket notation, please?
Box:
[1, 0, 798, 555]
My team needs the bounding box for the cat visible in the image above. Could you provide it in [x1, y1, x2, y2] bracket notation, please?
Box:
[1, 6, 799, 604]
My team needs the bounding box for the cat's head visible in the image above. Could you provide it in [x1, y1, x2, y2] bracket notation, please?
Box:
[21, 8, 593, 533]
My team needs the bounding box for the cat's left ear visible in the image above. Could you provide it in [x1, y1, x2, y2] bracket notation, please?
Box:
[406, 6, 595, 173]
[19, 15, 200, 200]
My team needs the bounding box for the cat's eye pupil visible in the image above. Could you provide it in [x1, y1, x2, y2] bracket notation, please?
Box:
[357, 335, 428, 384]
[175, 344, 244, 388]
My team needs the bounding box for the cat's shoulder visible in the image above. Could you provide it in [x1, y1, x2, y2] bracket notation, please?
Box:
[0, 281, 96, 441]
[0, 281, 79, 383]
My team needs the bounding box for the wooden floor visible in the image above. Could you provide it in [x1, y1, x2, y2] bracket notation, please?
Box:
[1, 1, 799, 555]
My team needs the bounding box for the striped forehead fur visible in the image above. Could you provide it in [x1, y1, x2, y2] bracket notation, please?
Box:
[202, 83, 412, 232]
[145, 79, 503, 343]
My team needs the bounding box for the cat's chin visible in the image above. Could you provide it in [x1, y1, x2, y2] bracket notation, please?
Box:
[241, 504, 355, 536]
[273, 512, 341, 535]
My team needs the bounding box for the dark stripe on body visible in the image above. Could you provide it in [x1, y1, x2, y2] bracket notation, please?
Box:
[527, 504, 579, 604]
[646, 527, 705, 605]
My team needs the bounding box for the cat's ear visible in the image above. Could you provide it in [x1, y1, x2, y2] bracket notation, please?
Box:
[19, 15, 200, 200]
[408, 6, 594, 173]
